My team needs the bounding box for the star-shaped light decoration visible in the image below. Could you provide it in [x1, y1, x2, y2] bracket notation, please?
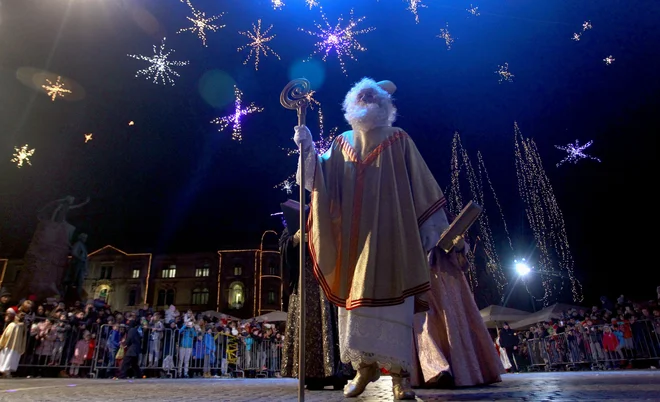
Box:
[495, 62, 514, 83]
[299, 7, 375, 76]
[238, 20, 281, 71]
[404, 0, 427, 23]
[211, 86, 263, 142]
[84, 133, 93, 143]
[555, 139, 601, 167]
[467, 4, 480, 16]
[275, 174, 297, 194]
[281, 180, 294, 194]
[42, 76, 72, 102]
[177, 0, 225, 47]
[305, 0, 320, 9]
[271, 0, 284, 9]
[11, 144, 35, 168]
[437, 23, 454, 50]
[603, 55, 615, 65]
[127, 37, 189, 86]
[572, 20, 592, 41]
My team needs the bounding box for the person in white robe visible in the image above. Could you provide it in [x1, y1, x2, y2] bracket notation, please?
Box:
[294, 78, 446, 399]
[0, 311, 27, 378]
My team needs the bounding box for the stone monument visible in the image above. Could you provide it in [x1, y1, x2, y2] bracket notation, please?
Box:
[13, 196, 89, 300]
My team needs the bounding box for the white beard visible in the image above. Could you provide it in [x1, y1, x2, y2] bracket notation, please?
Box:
[345, 101, 396, 133]
[343, 77, 397, 133]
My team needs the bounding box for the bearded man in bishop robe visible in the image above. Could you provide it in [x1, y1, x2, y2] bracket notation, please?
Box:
[293, 77, 449, 400]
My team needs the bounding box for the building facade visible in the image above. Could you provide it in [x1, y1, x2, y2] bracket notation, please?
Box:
[0, 236, 283, 320]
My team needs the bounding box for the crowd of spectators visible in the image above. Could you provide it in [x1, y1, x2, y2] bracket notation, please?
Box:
[501, 288, 660, 372]
[0, 288, 283, 379]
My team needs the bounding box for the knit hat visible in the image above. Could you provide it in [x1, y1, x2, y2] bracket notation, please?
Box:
[0, 288, 10, 298]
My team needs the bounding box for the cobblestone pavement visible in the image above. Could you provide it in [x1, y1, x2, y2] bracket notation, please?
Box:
[1, 371, 659, 401]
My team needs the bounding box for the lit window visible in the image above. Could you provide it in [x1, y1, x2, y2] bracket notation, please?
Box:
[195, 268, 209, 277]
[229, 282, 245, 309]
[162, 265, 176, 278]
[192, 288, 210, 305]
[132, 269, 140, 279]
[234, 265, 242, 276]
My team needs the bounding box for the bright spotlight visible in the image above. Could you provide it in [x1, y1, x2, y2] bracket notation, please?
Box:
[515, 260, 531, 276]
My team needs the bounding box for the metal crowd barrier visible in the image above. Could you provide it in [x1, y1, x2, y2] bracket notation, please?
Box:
[18, 316, 100, 378]
[14, 319, 283, 379]
[519, 320, 660, 371]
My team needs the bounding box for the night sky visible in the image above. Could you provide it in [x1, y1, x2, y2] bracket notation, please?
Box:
[0, 0, 657, 309]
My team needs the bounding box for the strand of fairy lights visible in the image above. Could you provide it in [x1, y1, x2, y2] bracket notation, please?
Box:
[448, 132, 510, 295]
[477, 151, 514, 251]
[513, 123, 583, 304]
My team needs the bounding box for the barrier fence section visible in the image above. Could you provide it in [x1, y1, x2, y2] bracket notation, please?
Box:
[520, 320, 660, 371]
[15, 320, 283, 379]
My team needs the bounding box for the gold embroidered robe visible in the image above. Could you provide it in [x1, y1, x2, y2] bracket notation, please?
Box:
[307, 126, 446, 310]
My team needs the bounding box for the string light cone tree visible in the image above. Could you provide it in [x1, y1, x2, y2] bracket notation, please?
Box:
[513, 122, 583, 304]
[447, 132, 509, 299]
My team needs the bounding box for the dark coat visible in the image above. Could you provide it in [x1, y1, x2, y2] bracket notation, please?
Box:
[124, 326, 143, 357]
[499, 327, 519, 349]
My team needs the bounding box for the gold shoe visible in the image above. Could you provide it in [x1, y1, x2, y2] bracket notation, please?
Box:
[343, 363, 380, 398]
[391, 372, 416, 400]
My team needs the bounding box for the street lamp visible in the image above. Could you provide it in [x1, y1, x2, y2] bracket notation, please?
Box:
[514, 259, 531, 276]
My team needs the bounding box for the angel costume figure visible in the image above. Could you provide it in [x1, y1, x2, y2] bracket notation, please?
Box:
[294, 78, 446, 399]
[411, 237, 504, 388]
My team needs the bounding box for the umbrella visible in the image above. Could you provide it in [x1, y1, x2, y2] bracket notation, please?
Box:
[479, 305, 531, 328]
[508, 303, 585, 330]
[251, 311, 288, 322]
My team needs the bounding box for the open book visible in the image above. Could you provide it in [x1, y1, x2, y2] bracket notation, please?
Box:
[437, 201, 483, 252]
[280, 199, 309, 235]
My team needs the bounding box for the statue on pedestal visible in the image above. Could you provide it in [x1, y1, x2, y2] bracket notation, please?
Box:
[61, 233, 89, 301]
[13, 196, 89, 301]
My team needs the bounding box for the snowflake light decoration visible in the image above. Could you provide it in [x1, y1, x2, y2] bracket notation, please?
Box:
[177, 0, 225, 47]
[467, 4, 480, 16]
[275, 174, 297, 194]
[305, 0, 320, 9]
[495, 62, 514, 83]
[403, 0, 427, 23]
[603, 55, 615, 65]
[555, 139, 601, 167]
[299, 8, 375, 75]
[271, 0, 284, 9]
[84, 133, 93, 143]
[11, 144, 35, 168]
[42, 76, 72, 102]
[437, 23, 454, 50]
[211, 86, 263, 142]
[281, 180, 294, 194]
[238, 20, 281, 71]
[127, 37, 189, 86]
[571, 20, 592, 41]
